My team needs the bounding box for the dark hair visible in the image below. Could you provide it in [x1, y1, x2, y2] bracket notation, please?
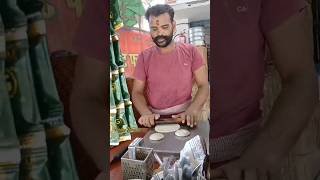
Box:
[145, 4, 174, 22]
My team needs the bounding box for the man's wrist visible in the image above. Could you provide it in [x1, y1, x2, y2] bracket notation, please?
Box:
[186, 104, 202, 113]
[140, 110, 153, 116]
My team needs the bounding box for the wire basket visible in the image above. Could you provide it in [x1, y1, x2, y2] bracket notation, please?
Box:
[121, 147, 154, 180]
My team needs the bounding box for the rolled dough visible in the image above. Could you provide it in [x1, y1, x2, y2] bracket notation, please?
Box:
[174, 129, 190, 137]
[149, 133, 165, 141]
[155, 124, 180, 133]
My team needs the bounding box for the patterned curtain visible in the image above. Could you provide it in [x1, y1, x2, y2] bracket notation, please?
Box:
[0, 0, 79, 179]
[0, 13, 20, 180]
[110, 0, 139, 147]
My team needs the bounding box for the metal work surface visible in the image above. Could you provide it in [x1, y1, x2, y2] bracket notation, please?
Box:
[142, 120, 210, 158]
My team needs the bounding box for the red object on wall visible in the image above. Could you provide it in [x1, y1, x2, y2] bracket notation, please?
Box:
[177, 33, 187, 43]
[118, 28, 154, 78]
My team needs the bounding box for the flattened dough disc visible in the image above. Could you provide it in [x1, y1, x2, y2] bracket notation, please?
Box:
[175, 129, 190, 137]
[149, 133, 165, 141]
[155, 124, 180, 133]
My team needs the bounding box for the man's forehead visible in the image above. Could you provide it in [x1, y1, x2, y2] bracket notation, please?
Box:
[149, 13, 171, 25]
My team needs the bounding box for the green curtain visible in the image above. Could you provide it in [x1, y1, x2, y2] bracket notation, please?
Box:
[110, 69, 120, 146]
[0, 14, 20, 180]
[0, 0, 79, 179]
[1, 0, 51, 179]
[110, 31, 131, 143]
[118, 0, 145, 27]
[17, 0, 79, 179]
[110, 0, 139, 147]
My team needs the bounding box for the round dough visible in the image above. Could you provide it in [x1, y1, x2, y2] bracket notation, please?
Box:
[149, 133, 164, 141]
[175, 129, 190, 137]
[155, 124, 180, 133]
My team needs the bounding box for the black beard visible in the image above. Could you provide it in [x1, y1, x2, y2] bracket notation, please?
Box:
[152, 33, 173, 48]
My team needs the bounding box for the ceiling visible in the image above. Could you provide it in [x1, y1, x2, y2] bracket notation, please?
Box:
[171, 0, 210, 22]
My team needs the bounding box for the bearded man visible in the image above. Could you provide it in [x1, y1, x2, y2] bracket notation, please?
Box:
[132, 4, 209, 128]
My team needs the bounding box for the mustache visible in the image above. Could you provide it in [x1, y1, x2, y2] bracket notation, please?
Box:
[152, 32, 173, 48]
[154, 35, 170, 41]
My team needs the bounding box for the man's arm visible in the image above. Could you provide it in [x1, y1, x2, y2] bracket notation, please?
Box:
[132, 79, 159, 127]
[216, 6, 317, 173]
[173, 65, 209, 126]
[243, 6, 318, 167]
[132, 80, 151, 115]
[69, 56, 107, 172]
[189, 66, 209, 112]
[212, 6, 318, 179]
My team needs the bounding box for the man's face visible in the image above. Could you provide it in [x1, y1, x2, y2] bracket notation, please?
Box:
[149, 13, 176, 48]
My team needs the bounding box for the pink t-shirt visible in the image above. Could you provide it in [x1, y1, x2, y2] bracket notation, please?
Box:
[134, 43, 205, 110]
[73, 0, 106, 61]
[212, 0, 307, 138]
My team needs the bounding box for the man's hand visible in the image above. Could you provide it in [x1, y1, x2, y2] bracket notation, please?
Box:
[138, 113, 160, 127]
[172, 108, 200, 127]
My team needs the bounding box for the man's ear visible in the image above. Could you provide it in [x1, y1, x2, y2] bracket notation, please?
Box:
[172, 20, 177, 34]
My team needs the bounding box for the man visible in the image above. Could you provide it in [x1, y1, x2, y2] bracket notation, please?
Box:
[211, 0, 320, 179]
[132, 4, 209, 128]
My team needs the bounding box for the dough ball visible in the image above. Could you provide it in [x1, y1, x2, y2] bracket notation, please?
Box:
[175, 129, 191, 137]
[149, 133, 165, 141]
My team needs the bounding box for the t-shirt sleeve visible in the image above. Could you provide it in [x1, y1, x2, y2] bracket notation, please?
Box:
[260, 0, 307, 34]
[133, 53, 147, 82]
[73, 0, 107, 61]
[191, 46, 205, 72]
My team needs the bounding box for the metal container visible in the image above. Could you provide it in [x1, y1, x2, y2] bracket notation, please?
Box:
[189, 36, 205, 41]
[121, 147, 154, 180]
[188, 26, 204, 34]
[190, 40, 205, 46]
[189, 26, 206, 46]
[188, 31, 205, 38]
